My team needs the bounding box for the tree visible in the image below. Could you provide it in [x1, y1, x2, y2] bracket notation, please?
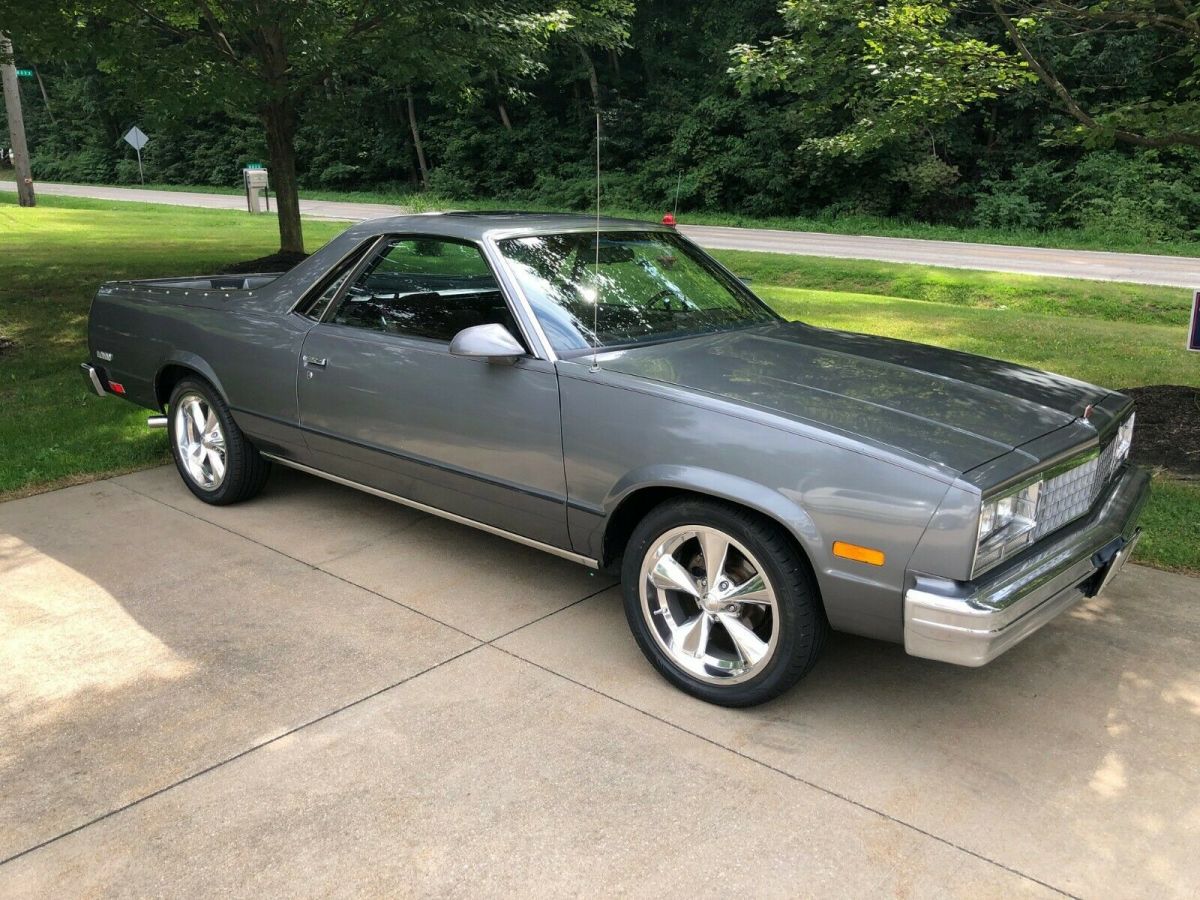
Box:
[730, 1, 1200, 156]
[6, 1, 614, 252]
[730, 1, 1032, 158]
[985, 1, 1200, 149]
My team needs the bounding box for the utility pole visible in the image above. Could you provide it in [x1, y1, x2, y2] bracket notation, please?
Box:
[0, 31, 35, 207]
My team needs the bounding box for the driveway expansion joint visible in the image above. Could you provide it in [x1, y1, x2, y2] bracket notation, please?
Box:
[1, 480, 615, 868]
[3, 479, 1078, 895]
[491, 644, 1082, 900]
[0, 643, 485, 869]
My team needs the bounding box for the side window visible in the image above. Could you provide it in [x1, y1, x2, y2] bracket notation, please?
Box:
[329, 237, 519, 344]
[294, 240, 376, 320]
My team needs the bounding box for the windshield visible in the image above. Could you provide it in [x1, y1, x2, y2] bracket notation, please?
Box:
[497, 230, 779, 353]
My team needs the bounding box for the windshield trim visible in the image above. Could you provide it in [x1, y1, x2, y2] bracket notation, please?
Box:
[490, 229, 781, 357]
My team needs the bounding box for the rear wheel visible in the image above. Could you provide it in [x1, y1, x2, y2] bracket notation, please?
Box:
[168, 377, 270, 505]
[621, 498, 827, 707]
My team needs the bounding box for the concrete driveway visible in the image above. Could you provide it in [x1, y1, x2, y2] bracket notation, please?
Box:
[1, 466, 1197, 898]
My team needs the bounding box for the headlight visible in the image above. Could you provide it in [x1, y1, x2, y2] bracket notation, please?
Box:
[974, 480, 1042, 575]
[1114, 412, 1135, 464]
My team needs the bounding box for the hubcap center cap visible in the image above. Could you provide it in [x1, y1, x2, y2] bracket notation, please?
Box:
[700, 592, 730, 614]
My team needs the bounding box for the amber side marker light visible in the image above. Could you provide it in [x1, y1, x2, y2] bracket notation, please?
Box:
[832, 541, 886, 566]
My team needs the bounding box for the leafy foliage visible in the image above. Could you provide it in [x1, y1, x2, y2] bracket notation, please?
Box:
[3, 0, 1199, 243]
[731, 1, 1032, 156]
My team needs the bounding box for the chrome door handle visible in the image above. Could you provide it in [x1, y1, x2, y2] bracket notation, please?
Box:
[303, 356, 327, 368]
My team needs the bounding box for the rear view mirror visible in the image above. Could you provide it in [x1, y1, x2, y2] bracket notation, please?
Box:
[449, 323, 526, 363]
[588, 239, 636, 264]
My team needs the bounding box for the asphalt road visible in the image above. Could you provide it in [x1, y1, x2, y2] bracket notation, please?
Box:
[3, 465, 1199, 897]
[7, 179, 1200, 288]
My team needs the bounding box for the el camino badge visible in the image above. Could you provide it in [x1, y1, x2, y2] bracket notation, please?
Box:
[96, 350, 114, 361]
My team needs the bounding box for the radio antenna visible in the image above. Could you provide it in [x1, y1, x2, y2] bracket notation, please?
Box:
[673, 172, 682, 218]
[590, 110, 602, 373]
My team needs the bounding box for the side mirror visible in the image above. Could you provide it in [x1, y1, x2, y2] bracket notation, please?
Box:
[449, 323, 526, 363]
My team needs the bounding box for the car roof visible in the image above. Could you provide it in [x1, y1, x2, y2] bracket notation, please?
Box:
[355, 211, 670, 241]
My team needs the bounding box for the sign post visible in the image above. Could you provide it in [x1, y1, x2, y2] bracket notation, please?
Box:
[1188, 290, 1200, 352]
[123, 126, 149, 185]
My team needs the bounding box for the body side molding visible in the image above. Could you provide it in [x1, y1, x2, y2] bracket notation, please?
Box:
[260, 453, 599, 569]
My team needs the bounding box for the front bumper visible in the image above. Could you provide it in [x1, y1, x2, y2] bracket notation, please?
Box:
[904, 465, 1150, 666]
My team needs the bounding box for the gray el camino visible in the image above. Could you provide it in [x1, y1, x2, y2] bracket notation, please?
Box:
[82, 213, 1149, 706]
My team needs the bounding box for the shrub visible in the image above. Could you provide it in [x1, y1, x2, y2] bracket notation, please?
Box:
[1061, 151, 1200, 241]
[972, 189, 1046, 230]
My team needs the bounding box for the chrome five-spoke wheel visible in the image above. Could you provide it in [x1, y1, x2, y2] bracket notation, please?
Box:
[173, 391, 227, 491]
[639, 525, 778, 684]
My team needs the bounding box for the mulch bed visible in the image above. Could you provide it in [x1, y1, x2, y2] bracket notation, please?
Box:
[1120, 385, 1200, 478]
[216, 251, 310, 275]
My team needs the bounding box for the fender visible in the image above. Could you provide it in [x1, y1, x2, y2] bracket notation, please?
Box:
[598, 463, 825, 561]
[155, 351, 229, 408]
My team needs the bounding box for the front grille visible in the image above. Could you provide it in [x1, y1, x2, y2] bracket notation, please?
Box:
[1032, 437, 1120, 540]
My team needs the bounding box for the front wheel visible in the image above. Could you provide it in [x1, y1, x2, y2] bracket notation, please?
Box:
[168, 377, 270, 505]
[621, 498, 827, 707]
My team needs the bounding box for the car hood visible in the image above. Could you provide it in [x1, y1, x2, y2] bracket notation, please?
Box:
[597, 322, 1109, 473]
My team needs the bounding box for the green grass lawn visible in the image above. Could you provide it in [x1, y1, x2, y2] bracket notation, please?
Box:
[722, 253, 1195, 327]
[758, 286, 1198, 389]
[0, 196, 344, 495]
[6, 171, 1200, 257]
[1, 194, 1196, 572]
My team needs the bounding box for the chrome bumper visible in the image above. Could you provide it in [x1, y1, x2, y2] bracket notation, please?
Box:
[904, 465, 1150, 666]
[81, 362, 107, 396]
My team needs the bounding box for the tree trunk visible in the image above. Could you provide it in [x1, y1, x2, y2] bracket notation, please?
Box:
[493, 72, 512, 130]
[261, 97, 304, 254]
[577, 45, 600, 110]
[406, 85, 429, 189]
[572, 81, 584, 126]
[33, 66, 55, 124]
[254, 23, 302, 254]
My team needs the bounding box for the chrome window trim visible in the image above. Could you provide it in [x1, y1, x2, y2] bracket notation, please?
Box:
[480, 235, 557, 362]
[483, 222, 671, 241]
[311, 233, 544, 358]
[480, 223, 772, 362]
[287, 235, 387, 318]
[261, 453, 598, 568]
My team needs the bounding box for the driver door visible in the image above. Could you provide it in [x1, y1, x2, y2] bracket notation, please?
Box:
[296, 235, 569, 548]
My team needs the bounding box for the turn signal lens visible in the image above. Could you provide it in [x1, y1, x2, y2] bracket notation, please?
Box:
[832, 541, 885, 567]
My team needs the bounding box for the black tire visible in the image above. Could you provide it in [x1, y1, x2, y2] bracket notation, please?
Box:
[621, 498, 828, 707]
[168, 376, 270, 506]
